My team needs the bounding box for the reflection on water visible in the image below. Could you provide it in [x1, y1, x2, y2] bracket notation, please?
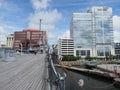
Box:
[56, 67, 120, 90]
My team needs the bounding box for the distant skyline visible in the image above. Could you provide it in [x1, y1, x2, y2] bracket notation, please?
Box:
[0, 0, 120, 44]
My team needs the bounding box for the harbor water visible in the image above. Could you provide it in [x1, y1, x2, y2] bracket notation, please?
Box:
[56, 67, 120, 90]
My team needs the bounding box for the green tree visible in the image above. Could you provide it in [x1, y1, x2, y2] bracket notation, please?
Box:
[62, 55, 81, 61]
[85, 55, 92, 61]
[109, 55, 114, 60]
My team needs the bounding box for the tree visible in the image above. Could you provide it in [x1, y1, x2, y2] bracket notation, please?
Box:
[85, 55, 92, 61]
[109, 55, 115, 60]
[62, 55, 81, 61]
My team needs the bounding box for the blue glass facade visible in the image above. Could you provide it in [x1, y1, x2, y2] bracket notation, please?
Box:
[70, 6, 114, 57]
[70, 13, 93, 48]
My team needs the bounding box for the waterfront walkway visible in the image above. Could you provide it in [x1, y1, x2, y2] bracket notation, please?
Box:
[0, 53, 49, 90]
[97, 64, 120, 73]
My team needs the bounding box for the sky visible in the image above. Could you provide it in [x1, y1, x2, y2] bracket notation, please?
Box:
[0, 0, 120, 44]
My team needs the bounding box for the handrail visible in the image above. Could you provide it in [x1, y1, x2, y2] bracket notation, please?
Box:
[47, 51, 66, 90]
[49, 55, 58, 78]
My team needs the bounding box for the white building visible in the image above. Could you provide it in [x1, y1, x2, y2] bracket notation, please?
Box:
[6, 34, 14, 48]
[58, 38, 74, 56]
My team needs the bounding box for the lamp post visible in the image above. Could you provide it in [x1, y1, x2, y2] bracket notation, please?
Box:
[37, 39, 42, 53]
[20, 43, 22, 56]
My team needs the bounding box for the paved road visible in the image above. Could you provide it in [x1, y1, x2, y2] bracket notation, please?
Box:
[0, 53, 49, 90]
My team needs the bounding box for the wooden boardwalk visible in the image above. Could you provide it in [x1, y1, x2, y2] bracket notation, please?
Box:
[0, 53, 49, 90]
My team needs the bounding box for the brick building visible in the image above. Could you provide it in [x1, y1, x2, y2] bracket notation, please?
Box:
[13, 29, 47, 50]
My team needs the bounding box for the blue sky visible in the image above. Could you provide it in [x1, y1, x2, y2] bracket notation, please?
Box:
[0, 0, 120, 44]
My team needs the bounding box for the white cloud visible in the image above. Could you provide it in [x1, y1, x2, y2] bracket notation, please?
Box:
[58, 30, 70, 39]
[113, 15, 120, 42]
[0, 26, 7, 44]
[31, 0, 51, 10]
[29, 0, 63, 40]
[28, 9, 62, 31]
[0, 26, 5, 33]
[47, 32, 55, 39]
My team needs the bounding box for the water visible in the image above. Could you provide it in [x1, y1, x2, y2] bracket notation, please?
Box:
[56, 67, 120, 90]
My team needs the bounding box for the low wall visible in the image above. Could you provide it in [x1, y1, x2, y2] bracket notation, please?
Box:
[60, 60, 84, 66]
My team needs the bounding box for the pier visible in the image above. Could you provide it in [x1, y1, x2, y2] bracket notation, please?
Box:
[0, 53, 49, 90]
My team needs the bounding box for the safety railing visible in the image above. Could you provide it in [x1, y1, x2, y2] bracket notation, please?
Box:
[0, 48, 15, 61]
[47, 52, 66, 90]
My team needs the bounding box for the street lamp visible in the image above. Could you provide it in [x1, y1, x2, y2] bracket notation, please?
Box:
[20, 43, 22, 56]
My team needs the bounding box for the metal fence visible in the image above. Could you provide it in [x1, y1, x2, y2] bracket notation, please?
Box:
[47, 53, 66, 90]
[0, 48, 15, 61]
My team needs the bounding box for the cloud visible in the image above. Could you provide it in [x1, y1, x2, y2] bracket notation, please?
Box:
[29, 0, 63, 40]
[47, 32, 55, 39]
[28, 9, 62, 31]
[0, 16, 7, 44]
[58, 30, 70, 39]
[31, 0, 51, 10]
[0, 18, 22, 44]
[113, 15, 120, 42]
[0, 26, 5, 33]
[0, 26, 7, 44]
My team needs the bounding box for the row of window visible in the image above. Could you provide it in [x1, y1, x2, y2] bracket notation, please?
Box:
[76, 50, 90, 56]
[115, 50, 120, 54]
[7, 38, 13, 40]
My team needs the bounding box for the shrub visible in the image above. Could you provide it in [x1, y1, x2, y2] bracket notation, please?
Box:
[85, 55, 92, 61]
[62, 55, 81, 61]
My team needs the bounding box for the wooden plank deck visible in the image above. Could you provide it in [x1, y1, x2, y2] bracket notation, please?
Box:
[0, 53, 49, 90]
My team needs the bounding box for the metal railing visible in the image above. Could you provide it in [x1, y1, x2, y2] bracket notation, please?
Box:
[0, 48, 15, 61]
[47, 53, 66, 90]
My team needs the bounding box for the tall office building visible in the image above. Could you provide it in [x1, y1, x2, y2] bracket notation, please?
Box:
[70, 6, 114, 57]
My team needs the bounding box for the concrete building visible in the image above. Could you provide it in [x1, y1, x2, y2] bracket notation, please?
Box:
[58, 38, 74, 56]
[114, 43, 120, 59]
[70, 6, 114, 58]
[6, 34, 14, 48]
[13, 29, 47, 50]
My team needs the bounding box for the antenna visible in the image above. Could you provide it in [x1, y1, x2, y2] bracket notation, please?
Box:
[39, 19, 42, 31]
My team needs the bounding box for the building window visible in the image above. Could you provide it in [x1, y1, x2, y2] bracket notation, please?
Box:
[76, 50, 79, 56]
[81, 50, 86, 56]
[87, 50, 90, 56]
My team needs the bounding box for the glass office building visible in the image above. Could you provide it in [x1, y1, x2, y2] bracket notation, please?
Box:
[70, 6, 114, 57]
